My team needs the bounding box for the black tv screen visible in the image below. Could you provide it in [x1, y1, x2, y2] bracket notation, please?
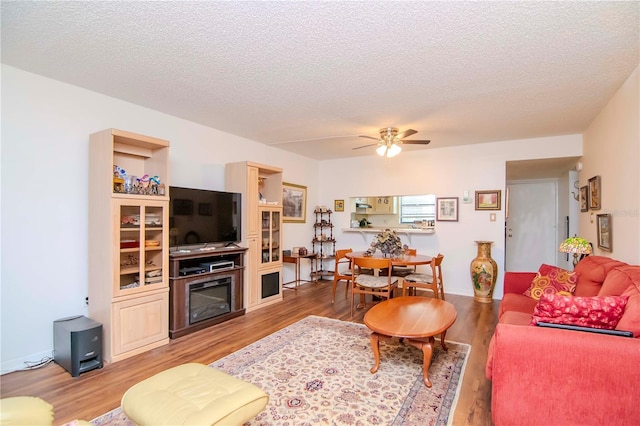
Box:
[169, 186, 241, 248]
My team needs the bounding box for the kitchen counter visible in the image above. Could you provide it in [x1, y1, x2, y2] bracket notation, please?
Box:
[342, 227, 435, 234]
[342, 227, 435, 243]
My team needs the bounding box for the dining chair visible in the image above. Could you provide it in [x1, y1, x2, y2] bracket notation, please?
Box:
[332, 248, 353, 303]
[402, 253, 445, 300]
[351, 256, 399, 317]
[391, 247, 417, 277]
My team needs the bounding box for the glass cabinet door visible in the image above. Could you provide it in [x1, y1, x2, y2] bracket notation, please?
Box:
[261, 210, 271, 264]
[119, 204, 142, 291]
[260, 208, 281, 264]
[143, 205, 164, 287]
[271, 210, 280, 262]
[117, 201, 165, 295]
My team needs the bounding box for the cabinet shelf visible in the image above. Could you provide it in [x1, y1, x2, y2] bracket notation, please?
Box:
[312, 238, 335, 243]
[226, 162, 283, 311]
[89, 128, 170, 364]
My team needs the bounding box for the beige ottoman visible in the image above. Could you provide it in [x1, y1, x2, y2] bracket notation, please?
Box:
[0, 396, 53, 425]
[121, 363, 268, 426]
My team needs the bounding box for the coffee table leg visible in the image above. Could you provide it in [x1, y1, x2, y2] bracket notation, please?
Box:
[421, 337, 435, 387]
[369, 332, 381, 374]
[407, 337, 435, 387]
[440, 331, 449, 351]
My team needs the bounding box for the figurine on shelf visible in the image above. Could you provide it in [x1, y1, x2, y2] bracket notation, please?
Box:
[148, 175, 161, 195]
[139, 174, 150, 194]
[113, 165, 125, 193]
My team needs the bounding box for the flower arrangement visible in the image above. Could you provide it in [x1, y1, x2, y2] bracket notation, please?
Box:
[366, 229, 407, 257]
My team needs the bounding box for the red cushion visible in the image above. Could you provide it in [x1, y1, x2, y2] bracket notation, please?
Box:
[573, 256, 627, 296]
[499, 293, 539, 318]
[530, 293, 629, 329]
[500, 310, 533, 326]
[603, 266, 640, 337]
[523, 266, 578, 300]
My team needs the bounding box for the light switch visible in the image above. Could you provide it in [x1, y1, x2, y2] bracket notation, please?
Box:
[490, 213, 496, 222]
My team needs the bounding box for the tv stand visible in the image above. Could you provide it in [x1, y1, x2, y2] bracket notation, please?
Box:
[168, 246, 247, 338]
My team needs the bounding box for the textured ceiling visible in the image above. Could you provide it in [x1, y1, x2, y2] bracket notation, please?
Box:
[1, 1, 638, 161]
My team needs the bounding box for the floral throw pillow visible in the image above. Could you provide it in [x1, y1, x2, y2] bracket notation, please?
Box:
[530, 293, 629, 329]
[523, 266, 579, 300]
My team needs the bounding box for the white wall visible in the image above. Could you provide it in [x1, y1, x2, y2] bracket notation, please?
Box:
[581, 65, 640, 264]
[318, 135, 583, 302]
[0, 65, 318, 373]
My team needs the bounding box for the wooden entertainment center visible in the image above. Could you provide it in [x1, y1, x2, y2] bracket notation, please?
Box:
[168, 247, 247, 338]
[88, 130, 282, 359]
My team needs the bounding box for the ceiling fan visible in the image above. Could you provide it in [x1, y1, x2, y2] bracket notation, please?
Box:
[353, 127, 431, 157]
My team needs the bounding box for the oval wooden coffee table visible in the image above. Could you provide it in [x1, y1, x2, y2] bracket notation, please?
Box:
[363, 296, 457, 387]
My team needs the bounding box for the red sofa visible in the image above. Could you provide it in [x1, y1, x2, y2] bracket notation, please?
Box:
[486, 256, 640, 426]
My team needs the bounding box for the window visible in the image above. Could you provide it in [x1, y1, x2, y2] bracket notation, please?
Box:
[399, 195, 436, 224]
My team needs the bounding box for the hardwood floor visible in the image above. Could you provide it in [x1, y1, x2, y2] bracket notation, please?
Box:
[0, 280, 499, 425]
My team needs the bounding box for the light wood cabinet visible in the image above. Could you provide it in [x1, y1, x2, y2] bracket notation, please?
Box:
[225, 162, 283, 311]
[367, 196, 397, 214]
[89, 129, 170, 363]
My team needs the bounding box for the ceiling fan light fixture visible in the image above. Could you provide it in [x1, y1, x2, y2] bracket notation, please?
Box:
[376, 142, 402, 157]
[387, 143, 402, 157]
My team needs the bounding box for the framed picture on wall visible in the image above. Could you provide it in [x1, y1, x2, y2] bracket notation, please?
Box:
[597, 214, 612, 251]
[475, 190, 501, 210]
[436, 197, 459, 221]
[580, 185, 589, 212]
[334, 199, 345, 212]
[588, 175, 601, 210]
[283, 182, 307, 223]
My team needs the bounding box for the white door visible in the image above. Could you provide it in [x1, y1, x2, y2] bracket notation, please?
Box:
[505, 181, 558, 271]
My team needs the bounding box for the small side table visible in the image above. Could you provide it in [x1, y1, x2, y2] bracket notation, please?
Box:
[283, 253, 319, 289]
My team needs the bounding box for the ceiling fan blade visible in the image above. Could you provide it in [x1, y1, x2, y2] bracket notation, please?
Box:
[401, 140, 431, 145]
[396, 129, 418, 139]
[353, 143, 378, 150]
[359, 135, 380, 141]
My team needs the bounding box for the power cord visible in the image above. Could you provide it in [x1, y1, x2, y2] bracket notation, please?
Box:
[22, 357, 54, 370]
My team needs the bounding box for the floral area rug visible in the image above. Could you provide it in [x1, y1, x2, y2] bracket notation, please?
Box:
[91, 315, 469, 426]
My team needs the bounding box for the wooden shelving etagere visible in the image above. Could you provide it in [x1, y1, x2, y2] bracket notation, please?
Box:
[311, 209, 336, 279]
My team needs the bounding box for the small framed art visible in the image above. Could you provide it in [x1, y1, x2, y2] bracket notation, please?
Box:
[436, 197, 459, 221]
[597, 213, 612, 251]
[334, 199, 345, 212]
[475, 190, 501, 210]
[588, 176, 601, 210]
[580, 185, 588, 212]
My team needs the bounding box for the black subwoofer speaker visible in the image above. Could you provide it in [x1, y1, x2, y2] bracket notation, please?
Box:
[53, 315, 103, 377]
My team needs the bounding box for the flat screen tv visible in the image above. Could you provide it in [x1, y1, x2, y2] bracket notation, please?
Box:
[169, 186, 241, 249]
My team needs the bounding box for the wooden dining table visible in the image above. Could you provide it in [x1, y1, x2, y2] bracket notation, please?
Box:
[345, 251, 433, 268]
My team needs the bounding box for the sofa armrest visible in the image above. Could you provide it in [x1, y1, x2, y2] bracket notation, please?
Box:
[490, 323, 640, 425]
[503, 272, 536, 294]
